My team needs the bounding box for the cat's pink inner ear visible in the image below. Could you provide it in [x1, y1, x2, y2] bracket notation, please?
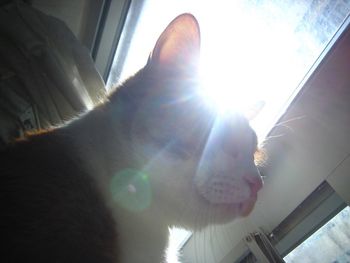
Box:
[151, 14, 200, 70]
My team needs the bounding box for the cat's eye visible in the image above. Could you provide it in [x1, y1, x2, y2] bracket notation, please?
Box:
[150, 132, 192, 159]
[168, 141, 192, 159]
[221, 143, 242, 160]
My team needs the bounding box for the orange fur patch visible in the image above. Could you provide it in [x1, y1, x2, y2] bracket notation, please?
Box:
[254, 148, 267, 166]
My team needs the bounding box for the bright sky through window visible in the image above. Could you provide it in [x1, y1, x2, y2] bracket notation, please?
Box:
[284, 206, 350, 263]
[107, 0, 350, 257]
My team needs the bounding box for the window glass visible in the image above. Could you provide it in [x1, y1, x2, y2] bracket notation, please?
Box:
[284, 206, 350, 263]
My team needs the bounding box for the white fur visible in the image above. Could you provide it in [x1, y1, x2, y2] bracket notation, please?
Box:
[66, 105, 261, 263]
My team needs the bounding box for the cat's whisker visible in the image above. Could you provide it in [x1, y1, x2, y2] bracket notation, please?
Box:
[208, 211, 215, 258]
[209, 210, 216, 262]
[259, 115, 305, 147]
[274, 115, 306, 127]
[261, 133, 284, 144]
[267, 115, 306, 137]
[274, 124, 295, 133]
[194, 211, 200, 263]
[216, 210, 229, 262]
[200, 210, 207, 262]
[225, 221, 234, 245]
[201, 210, 207, 262]
[202, 213, 207, 263]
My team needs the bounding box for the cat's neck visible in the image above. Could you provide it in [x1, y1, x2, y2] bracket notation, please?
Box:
[65, 100, 130, 176]
[62, 98, 174, 262]
[116, 209, 170, 262]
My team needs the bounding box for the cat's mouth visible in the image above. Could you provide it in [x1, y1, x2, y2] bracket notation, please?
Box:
[204, 192, 258, 219]
[195, 172, 263, 217]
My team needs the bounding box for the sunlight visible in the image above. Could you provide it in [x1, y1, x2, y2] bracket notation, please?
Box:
[196, 1, 305, 138]
[166, 227, 192, 262]
[198, 8, 265, 114]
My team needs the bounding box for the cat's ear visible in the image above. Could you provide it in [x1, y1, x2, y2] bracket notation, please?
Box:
[149, 13, 200, 73]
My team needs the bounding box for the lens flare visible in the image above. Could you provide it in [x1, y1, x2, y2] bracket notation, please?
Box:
[110, 169, 152, 212]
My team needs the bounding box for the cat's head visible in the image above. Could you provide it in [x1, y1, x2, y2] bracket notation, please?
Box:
[112, 14, 263, 229]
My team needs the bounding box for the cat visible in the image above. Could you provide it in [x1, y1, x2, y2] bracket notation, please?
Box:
[1, 14, 263, 263]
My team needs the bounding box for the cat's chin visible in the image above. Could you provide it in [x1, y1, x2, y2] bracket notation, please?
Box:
[187, 191, 258, 229]
[213, 195, 257, 221]
[237, 195, 257, 217]
[192, 178, 258, 223]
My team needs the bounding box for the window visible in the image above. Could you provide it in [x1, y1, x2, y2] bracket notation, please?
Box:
[284, 206, 350, 263]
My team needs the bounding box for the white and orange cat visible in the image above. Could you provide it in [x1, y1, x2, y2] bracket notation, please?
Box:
[1, 14, 263, 263]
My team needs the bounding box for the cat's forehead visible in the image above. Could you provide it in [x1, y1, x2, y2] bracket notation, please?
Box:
[126, 67, 256, 144]
[210, 115, 256, 144]
[139, 74, 210, 115]
[144, 70, 200, 99]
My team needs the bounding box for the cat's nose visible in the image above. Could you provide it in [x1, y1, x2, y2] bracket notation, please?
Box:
[244, 173, 263, 194]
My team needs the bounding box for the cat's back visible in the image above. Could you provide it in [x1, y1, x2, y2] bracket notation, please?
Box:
[0, 131, 118, 263]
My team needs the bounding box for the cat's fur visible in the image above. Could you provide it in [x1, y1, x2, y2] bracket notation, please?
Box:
[1, 14, 263, 263]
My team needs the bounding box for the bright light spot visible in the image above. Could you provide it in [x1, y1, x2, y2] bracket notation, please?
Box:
[196, 1, 307, 138]
[110, 169, 152, 212]
[167, 227, 191, 263]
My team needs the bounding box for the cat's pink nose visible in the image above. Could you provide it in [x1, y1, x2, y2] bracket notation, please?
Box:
[244, 173, 263, 194]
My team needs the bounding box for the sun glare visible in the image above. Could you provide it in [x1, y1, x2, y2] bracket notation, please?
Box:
[196, 1, 309, 138]
[114, 0, 327, 139]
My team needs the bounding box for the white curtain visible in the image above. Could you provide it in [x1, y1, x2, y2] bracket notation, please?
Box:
[0, 0, 106, 147]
